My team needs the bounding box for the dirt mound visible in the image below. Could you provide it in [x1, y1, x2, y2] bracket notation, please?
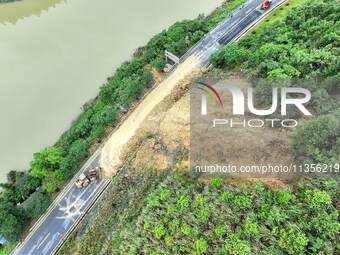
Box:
[129, 92, 191, 171]
[100, 56, 201, 178]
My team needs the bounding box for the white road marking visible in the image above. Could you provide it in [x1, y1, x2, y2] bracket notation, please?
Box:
[36, 233, 50, 249]
[56, 182, 102, 220]
[26, 244, 38, 255]
[79, 183, 102, 210]
[58, 184, 90, 210]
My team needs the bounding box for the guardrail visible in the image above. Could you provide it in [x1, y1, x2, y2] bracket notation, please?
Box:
[233, 0, 289, 42]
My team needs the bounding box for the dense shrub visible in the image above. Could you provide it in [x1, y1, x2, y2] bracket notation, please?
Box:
[13, 172, 40, 202]
[211, 0, 339, 113]
[110, 173, 339, 254]
[211, 0, 339, 166]
[0, 200, 27, 242]
[211, 44, 250, 69]
[25, 192, 50, 219]
[212, 0, 339, 79]
[292, 111, 340, 164]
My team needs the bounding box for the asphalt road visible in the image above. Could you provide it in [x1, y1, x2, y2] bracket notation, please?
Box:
[182, 0, 283, 65]
[12, 154, 111, 255]
[12, 0, 285, 254]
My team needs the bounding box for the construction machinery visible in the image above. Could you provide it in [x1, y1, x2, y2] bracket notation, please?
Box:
[75, 167, 100, 188]
[260, 0, 272, 10]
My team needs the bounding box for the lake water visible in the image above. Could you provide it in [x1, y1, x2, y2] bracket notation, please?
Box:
[0, 0, 223, 182]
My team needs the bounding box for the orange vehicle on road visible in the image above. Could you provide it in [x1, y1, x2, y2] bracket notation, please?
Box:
[261, 0, 272, 10]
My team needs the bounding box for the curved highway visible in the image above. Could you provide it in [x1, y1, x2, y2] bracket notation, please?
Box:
[11, 0, 286, 254]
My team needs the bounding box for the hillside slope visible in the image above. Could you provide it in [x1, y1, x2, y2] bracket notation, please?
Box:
[57, 1, 339, 254]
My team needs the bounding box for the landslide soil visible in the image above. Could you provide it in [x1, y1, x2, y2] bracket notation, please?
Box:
[116, 74, 299, 184]
[101, 56, 297, 183]
[100, 56, 201, 177]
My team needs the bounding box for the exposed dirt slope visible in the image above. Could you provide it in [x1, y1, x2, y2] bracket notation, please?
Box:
[191, 77, 297, 180]
[101, 63, 297, 181]
[126, 75, 297, 181]
[100, 56, 201, 178]
[128, 83, 192, 171]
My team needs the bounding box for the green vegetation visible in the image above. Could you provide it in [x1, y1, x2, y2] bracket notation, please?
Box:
[57, 1, 340, 254]
[3, 1, 339, 255]
[211, 0, 339, 79]
[250, 0, 306, 34]
[60, 171, 340, 255]
[24, 192, 50, 219]
[0, 0, 247, 246]
[113, 174, 339, 254]
[57, 167, 168, 255]
[211, 0, 339, 164]
[292, 111, 340, 164]
[0, 199, 26, 243]
[0, 243, 15, 255]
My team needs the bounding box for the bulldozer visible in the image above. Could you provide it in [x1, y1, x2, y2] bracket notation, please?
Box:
[75, 167, 100, 188]
[88, 167, 99, 181]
